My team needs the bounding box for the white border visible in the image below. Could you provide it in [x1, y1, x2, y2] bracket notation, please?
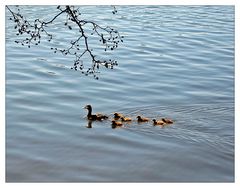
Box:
[2, 0, 238, 5]
[235, 1, 240, 186]
[0, 1, 5, 185]
[1, 0, 239, 187]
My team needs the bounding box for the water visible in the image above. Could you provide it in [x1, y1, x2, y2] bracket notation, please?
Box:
[6, 6, 234, 182]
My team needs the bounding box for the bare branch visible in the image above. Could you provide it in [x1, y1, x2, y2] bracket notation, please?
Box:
[6, 5, 124, 79]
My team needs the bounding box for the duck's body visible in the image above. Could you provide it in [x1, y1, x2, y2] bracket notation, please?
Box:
[112, 120, 123, 126]
[112, 120, 123, 129]
[137, 116, 149, 122]
[162, 118, 173, 124]
[114, 113, 124, 120]
[121, 117, 132, 122]
[152, 119, 165, 126]
[83, 105, 108, 121]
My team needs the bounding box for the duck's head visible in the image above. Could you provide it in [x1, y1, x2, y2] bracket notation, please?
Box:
[136, 116, 141, 119]
[152, 119, 156, 122]
[83, 104, 92, 110]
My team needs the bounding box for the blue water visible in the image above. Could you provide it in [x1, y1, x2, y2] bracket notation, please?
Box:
[6, 5, 234, 182]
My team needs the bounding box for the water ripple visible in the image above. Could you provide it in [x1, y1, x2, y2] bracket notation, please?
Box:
[6, 5, 234, 182]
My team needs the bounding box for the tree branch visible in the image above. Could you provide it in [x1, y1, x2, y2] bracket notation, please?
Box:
[6, 5, 124, 79]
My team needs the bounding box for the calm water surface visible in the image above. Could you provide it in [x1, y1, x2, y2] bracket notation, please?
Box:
[6, 6, 234, 182]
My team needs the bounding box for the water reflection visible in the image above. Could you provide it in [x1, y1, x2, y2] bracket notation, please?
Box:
[86, 120, 93, 128]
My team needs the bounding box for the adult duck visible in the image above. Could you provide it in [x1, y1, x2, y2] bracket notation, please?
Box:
[83, 104, 108, 121]
[137, 116, 149, 122]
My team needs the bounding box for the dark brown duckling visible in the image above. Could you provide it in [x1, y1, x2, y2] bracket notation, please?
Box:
[152, 119, 165, 126]
[137, 115, 149, 122]
[111, 120, 123, 129]
[114, 112, 124, 120]
[83, 104, 108, 121]
[121, 117, 132, 122]
[162, 118, 173, 124]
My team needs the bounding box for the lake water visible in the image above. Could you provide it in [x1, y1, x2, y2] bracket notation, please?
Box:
[5, 5, 234, 182]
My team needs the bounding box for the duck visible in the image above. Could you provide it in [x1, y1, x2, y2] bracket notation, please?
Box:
[83, 104, 108, 121]
[137, 115, 149, 122]
[120, 117, 132, 122]
[113, 112, 124, 120]
[162, 118, 173, 124]
[111, 120, 123, 129]
[152, 119, 165, 126]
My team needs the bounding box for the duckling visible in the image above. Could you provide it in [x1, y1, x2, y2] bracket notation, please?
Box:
[114, 112, 124, 120]
[83, 104, 108, 121]
[121, 117, 132, 122]
[162, 118, 173, 124]
[152, 119, 165, 126]
[137, 115, 149, 122]
[111, 120, 123, 129]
